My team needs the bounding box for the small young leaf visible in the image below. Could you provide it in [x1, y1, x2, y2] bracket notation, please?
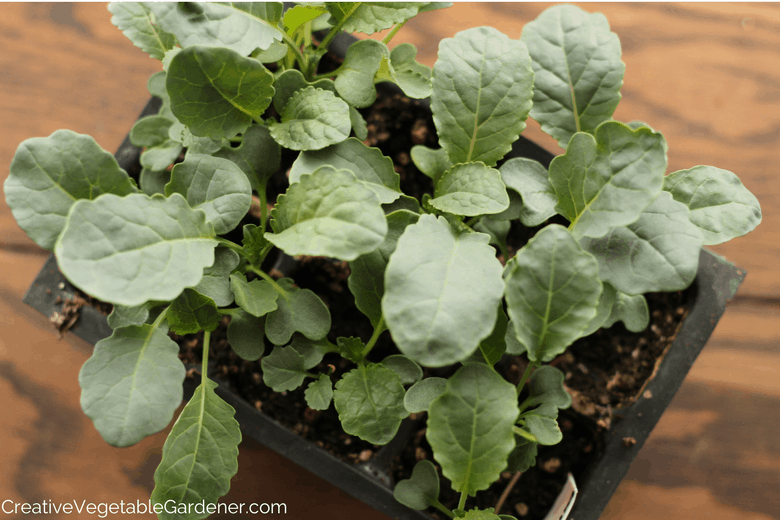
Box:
[504, 224, 602, 363]
[525, 366, 572, 409]
[108, 2, 176, 60]
[336, 336, 365, 364]
[194, 246, 240, 307]
[325, 2, 421, 35]
[521, 4, 624, 148]
[506, 437, 538, 473]
[273, 69, 337, 113]
[139, 168, 171, 196]
[107, 303, 153, 330]
[393, 459, 440, 510]
[130, 115, 174, 148]
[167, 46, 275, 139]
[261, 345, 309, 392]
[579, 282, 617, 337]
[55, 193, 217, 306]
[334, 39, 388, 108]
[499, 158, 557, 227]
[427, 364, 518, 495]
[663, 165, 762, 245]
[404, 377, 447, 413]
[168, 122, 227, 155]
[283, 4, 328, 35]
[383, 43, 432, 99]
[227, 310, 265, 361]
[383, 215, 504, 367]
[410, 145, 452, 182]
[148, 2, 283, 55]
[290, 336, 327, 370]
[522, 414, 562, 446]
[229, 273, 279, 318]
[79, 324, 185, 447]
[305, 374, 333, 411]
[430, 162, 510, 216]
[253, 41, 289, 63]
[151, 379, 241, 520]
[291, 138, 401, 204]
[581, 191, 704, 294]
[6, 130, 137, 250]
[241, 224, 268, 267]
[549, 122, 666, 240]
[214, 125, 281, 194]
[265, 279, 331, 345]
[140, 141, 182, 172]
[381, 355, 423, 385]
[604, 291, 649, 332]
[166, 154, 252, 235]
[267, 167, 387, 261]
[270, 87, 351, 151]
[473, 216, 510, 252]
[167, 289, 221, 335]
[431, 27, 534, 166]
[333, 364, 409, 445]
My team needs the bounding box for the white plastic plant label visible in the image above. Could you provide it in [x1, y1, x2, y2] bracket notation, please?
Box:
[543, 473, 578, 520]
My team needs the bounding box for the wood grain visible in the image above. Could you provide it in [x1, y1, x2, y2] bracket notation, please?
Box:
[0, 4, 778, 520]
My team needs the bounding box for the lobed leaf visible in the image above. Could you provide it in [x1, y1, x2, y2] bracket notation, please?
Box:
[430, 162, 510, 216]
[431, 27, 534, 166]
[229, 273, 279, 317]
[336, 336, 365, 364]
[410, 145, 451, 182]
[283, 5, 328, 36]
[604, 291, 649, 332]
[393, 460, 440, 510]
[194, 246, 240, 307]
[334, 39, 388, 108]
[261, 345, 309, 392]
[5, 130, 137, 251]
[107, 303, 154, 330]
[525, 366, 571, 409]
[506, 437, 537, 473]
[264, 279, 331, 345]
[226, 310, 265, 361]
[325, 2, 422, 35]
[499, 158, 557, 227]
[522, 414, 562, 446]
[79, 324, 185, 447]
[270, 87, 351, 150]
[241, 224, 268, 267]
[108, 2, 176, 60]
[55, 193, 217, 306]
[381, 43, 432, 99]
[167, 289, 221, 335]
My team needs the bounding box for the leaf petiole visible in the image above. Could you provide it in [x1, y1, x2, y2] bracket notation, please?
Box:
[381, 20, 407, 45]
[514, 426, 538, 443]
[516, 361, 536, 396]
[216, 237, 245, 256]
[457, 491, 468, 513]
[433, 500, 455, 519]
[247, 266, 289, 300]
[201, 329, 211, 386]
[152, 305, 169, 330]
[360, 316, 387, 359]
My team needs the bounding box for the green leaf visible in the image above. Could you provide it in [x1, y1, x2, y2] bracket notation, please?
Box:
[165, 154, 252, 235]
[663, 165, 762, 245]
[506, 437, 537, 473]
[333, 364, 408, 445]
[325, 2, 421, 35]
[504, 320, 526, 356]
[462, 509, 502, 520]
[130, 115, 174, 148]
[579, 281, 617, 337]
[521, 4, 624, 148]
[107, 303, 153, 330]
[168, 122, 227, 155]
[79, 324, 185, 447]
[348, 210, 419, 326]
[108, 2, 176, 60]
[265, 279, 331, 345]
[272, 69, 337, 112]
[604, 291, 649, 332]
[253, 40, 289, 63]
[139, 168, 171, 196]
[168, 289, 221, 335]
[148, 2, 283, 55]
[431, 27, 534, 166]
[55, 193, 217, 306]
[475, 307, 508, 366]
[383, 195, 421, 215]
[194, 246, 240, 307]
[241, 224, 267, 267]
[270, 87, 351, 150]
[226, 310, 265, 361]
[267, 167, 387, 261]
[5, 130, 137, 250]
[290, 336, 327, 370]
[404, 377, 447, 413]
[334, 39, 387, 108]
[525, 366, 571, 409]
[305, 374, 333, 410]
[336, 336, 365, 364]
[383, 215, 505, 367]
[430, 162, 510, 216]
[427, 363, 518, 495]
[410, 145, 451, 182]
[167, 46, 275, 139]
[291, 138, 401, 204]
[581, 191, 704, 294]
[499, 158, 557, 227]
[140, 141, 182, 171]
[393, 460, 440, 510]
[381, 355, 423, 385]
[382, 43, 432, 99]
[147, 70, 175, 119]
[261, 345, 309, 392]
[504, 224, 602, 363]
[284, 5, 328, 35]
[151, 379, 240, 520]
[229, 273, 279, 317]
[522, 414, 562, 446]
[549, 122, 666, 240]
[350, 106, 369, 140]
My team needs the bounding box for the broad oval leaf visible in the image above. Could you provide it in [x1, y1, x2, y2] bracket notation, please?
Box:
[581, 191, 704, 294]
[523, 414, 562, 446]
[334, 39, 388, 108]
[167, 46, 275, 139]
[267, 167, 387, 261]
[265, 279, 331, 345]
[504, 224, 602, 363]
[168, 289, 221, 335]
[226, 310, 265, 361]
[151, 379, 241, 520]
[427, 363, 518, 495]
[411, 145, 452, 182]
[507, 437, 538, 473]
[290, 336, 327, 370]
[261, 345, 309, 392]
[214, 125, 281, 194]
[229, 273, 279, 317]
[333, 364, 409, 445]
[79, 324, 185, 447]
[194, 246, 240, 307]
[549, 121, 666, 240]
[270, 87, 351, 150]
[604, 291, 649, 332]
[107, 303, 153, 330]
[430, 162, 510, 216]
[272, 69, 336, 113]
[305, 374, 333, 411]
[499, 158, 557, 227]
[384, 43, 433, 99]
[404, 377, 447, 413]
[381, 355, 423, 385]
[55, 193, 217, 306]
[383, 215, 505, 367]
[5, 130, 137, 250]
[140, 140, 183, 172]
[109, 2, 176, 60]
[130, 115, 175, 148]
[525, 366, 571, 409]
[431, 26, 534, 166]
[325, 2, 422, 35]
[291, 138, 401, 204]
[393, 460, 440, 510]
[521, 4, 624, 148]
[148, 2, 283, 55]
[165, 154, 251, 235]
[663, 165, 762, 245]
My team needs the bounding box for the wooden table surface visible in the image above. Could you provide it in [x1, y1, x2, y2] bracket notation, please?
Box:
[1, 4, 778, 519]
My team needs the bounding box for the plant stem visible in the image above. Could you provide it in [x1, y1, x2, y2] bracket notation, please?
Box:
[465, 216, 480, 228]
[516, 361, 535, 396]
[494, 471, 523, 515]
[248, 266, 289, 299]
[202, 329, 211, 386]
[381, 20, 407, 45]
[258, 188, 269, 232]
[218, 307, 239, 316]
[216, 237, 244, 256]
[279, 30, 308, 71]
[432, 500, 455, 519]
[152, 306, 169, 330]
[308, 3, 359, 75]
[360, 316, 386, 359]
[457, 491, 468, 512]
[514, 426, 537, 443]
